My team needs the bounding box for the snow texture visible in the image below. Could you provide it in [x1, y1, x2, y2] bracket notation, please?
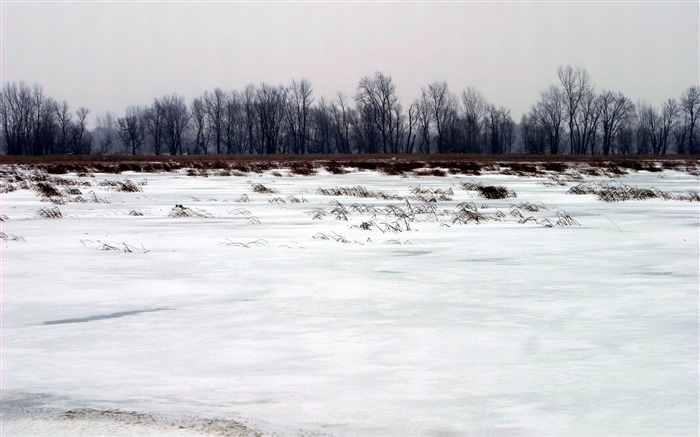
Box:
[1, 165, 698, 436]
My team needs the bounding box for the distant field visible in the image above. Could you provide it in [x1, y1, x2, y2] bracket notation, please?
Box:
[1, 153, 698, 177]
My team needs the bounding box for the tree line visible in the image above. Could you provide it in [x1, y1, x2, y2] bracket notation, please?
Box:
[2, 66, 698, 156]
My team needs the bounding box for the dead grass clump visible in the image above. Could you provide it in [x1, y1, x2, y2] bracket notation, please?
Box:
[451, 209, 492, 225]
[64, 187, 83, 196]
[351, 161, 380, 172]
[324, 161, 348, 174]
[37, 207, 62, 218]
[116, 162, 143, 173]
[446, 161, 482, 175]
[410, 186, 454, 196]
[168, 205, 213, 218]
[98, 179, 142, 192]
[248, 182, 278, 194]
[676, 191, 700, 202]
[566, 182, 597, 195]
[116, 180, 142, 192]
[186, 168, 209, 177]
[409, 187, 454, 202]
[219, 238, 268, 248]
[568, 182, 699, 202]
[287, 195, 308, 203]
[413, 168, 447, 177]
[554, 210, 580, 226]
[44, 163, 94, 175]
[245, 161, 279, 173]
[513, 201, 547, 212]
[378, 161, 424, 176]
[543, 162, 569, 173]
[317, 186, 402, 200]
[289, 161, 317, 176]
[462, 181, 516, 199]
[34, 181, 62, 198]
[70, 192, 110, 204]
[313, 232, 356, 244]
[128, 210, 145, 216]
[502, 163, 542, 176]
[411, 193, 452, 202]
[234, 194, 250, 203]
[0, 232, 25, 242]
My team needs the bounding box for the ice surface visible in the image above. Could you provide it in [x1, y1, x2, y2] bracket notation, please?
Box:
[1, 166, 698, 436]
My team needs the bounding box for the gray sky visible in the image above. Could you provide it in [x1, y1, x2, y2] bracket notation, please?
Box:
[2, 1, 698, 126]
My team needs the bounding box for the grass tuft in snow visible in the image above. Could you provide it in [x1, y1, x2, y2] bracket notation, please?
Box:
[462, 181, 517, 199]
[36, 207, 62, 219]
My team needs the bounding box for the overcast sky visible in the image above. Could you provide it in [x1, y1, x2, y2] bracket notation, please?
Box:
[2, 1, 698, 126]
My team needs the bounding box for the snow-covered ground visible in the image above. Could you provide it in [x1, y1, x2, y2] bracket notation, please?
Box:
[1, 164, 698, 436]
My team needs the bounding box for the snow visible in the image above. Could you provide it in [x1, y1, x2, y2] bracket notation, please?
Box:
[1, 165, 698, 436]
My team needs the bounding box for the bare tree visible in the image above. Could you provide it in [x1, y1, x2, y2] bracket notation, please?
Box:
[637, 102, 658, 154]
[558, 65, 592, 154]
[415, 94, 432, 153]
[285, 78, 314, 154]
[485, 105, 513, 154]
[94, 111, 118, 154]
[54, 100, 73, 154]
[117, 106, 146, 155]
[330, 93, 352, 154]
[190, 96, 210, 154]
[242, 84, 258, 153]
[680, 85, 700, 154]
[404, 101, 418, 153]
[533, 85, 565, 154]
[204, 88, 226, 154]
[160, 94, 191, 155]
[256, 83, 287, 154]
[31, 86, 58, 155]
[657, 99, 679, 154]
[461, 86, 487, 153]
[355, 72, 403, 154]
[573, 89, 600, 154]
[144, 99, 165, 155]
[520, 112, 546, 154]
[597, 91, 635, 155]
[70, 107, 91, 154]
[224, 91, 245, 154]
[309, 97, 333, 154]
[0, 82, 34, 154]
[424, 81, 455, 153]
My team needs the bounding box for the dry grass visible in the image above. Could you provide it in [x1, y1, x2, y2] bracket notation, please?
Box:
[37, 207, 62, 218]
[567, 182, 699, 202]
[2, 154, 698, 180]
[317, 186, 402, 200]
[219, 239, 268, 248]
[98, 179, 142, 192]
[0, 232, 25, 242]
[462, 182, 517, 199]
[168, 205, 213, 218]
[248, 182, 278, 194]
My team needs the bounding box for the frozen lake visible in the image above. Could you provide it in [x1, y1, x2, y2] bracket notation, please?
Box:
[2, 163, 698, 436]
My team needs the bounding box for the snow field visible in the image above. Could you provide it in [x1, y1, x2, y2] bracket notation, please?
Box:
[1, 165, 698, 436]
